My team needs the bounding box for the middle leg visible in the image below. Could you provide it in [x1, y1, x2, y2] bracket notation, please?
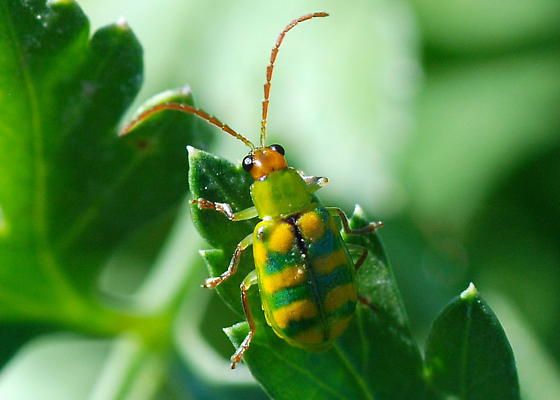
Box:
[327, 207, 383, 235]
[202, 233, 253, 288]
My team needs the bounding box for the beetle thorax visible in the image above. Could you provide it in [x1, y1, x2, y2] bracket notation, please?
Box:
[250, 168, 313, 219]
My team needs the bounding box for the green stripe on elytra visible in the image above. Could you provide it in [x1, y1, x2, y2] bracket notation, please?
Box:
[282, 302, 356, 338]
[270, 285, 310, 308]
[327, 300, 356, 320]
[263, 211, 344, 274]
[268, 266, 354, 310]
[264, 249, 302, 274]
[283, 316, 322, 338]
[280, 303, 356, 339]
[316, 265, 354, 294]
[307, 228, 345, 259]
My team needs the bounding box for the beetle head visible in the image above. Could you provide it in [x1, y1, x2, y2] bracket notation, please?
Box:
[242, 144, 287, 180]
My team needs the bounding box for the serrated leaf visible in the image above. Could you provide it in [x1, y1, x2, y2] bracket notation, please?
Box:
[189, 149, 427, 398]
[425, 283, 520, 399]
[0, 0, 209, 367]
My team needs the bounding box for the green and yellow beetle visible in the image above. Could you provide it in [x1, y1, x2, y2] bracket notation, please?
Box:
[123, 12, 382, 368]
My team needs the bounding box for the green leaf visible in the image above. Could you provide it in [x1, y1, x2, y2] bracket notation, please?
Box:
[425, 283, 520, 399]
[0, 0, 210, 371]
[189, 148, 427, 399]
[0, 324, 49, 369]
[0, 334, 112, 399]
[188, 147, 255, 316]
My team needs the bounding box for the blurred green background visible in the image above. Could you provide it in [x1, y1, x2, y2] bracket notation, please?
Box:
[1, 0, 560, 398]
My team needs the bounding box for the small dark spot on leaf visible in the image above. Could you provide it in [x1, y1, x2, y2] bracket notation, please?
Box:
[135, 139, 151, 150]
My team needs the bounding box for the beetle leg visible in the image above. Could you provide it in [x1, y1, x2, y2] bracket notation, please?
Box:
[345, 243, 369, 272]
[192, 198, 258, 221]
[327, 207, 383, 235]
[231, 270, 258, 369]
[358, 295, 381, 313]
[202, 233, 253, 288]
[301, 174, 329, 193]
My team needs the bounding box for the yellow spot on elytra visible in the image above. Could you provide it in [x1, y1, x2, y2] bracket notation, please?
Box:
[268, 222, 294, 253]
[298, 212, 324, 241]
[294, 327, 324, 344]
[329, 316, 353, 339]
[273, 299, 318, 329]
[253, 241, 267, 266]
[262, 265, 306, 293]
[324, 284, 357, 312]
[313, 249, 348, 275]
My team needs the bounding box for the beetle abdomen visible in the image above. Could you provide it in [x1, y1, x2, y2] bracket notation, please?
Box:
[254, 207, 357, 350]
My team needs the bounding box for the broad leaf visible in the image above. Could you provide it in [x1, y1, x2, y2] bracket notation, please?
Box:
[0, 0, 208, 367]
[425, 283, 520, 399]
[189, 147, 255, 316]
[189, 148, 428, 399]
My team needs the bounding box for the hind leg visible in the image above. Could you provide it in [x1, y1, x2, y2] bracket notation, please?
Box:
[202, 233, 253, 288]
[346, 243, 369, 272]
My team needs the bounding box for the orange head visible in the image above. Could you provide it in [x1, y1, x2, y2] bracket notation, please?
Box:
[242, 144, 288, 180]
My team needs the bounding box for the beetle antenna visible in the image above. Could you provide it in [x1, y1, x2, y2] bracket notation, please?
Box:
[121, 103, 255, 149]
[259, 11, 329, 147]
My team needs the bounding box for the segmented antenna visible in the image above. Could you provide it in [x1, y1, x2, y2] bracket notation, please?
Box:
[260, 11, 329, 147]
[120, 103, 255, 149]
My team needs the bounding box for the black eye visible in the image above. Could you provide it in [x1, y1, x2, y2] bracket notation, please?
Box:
[270, 144, 285, 155]
[242, 155, 253, 172]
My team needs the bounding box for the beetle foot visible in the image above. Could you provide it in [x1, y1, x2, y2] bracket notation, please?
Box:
[230, 331, 254, 369]
[201, 276, 222, 288]
[191, 198, 213, 209]
[368, 220, 384, 231]
[230, 355, 241, 369]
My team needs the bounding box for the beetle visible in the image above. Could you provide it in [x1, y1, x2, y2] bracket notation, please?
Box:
[122, 12, 382, 369]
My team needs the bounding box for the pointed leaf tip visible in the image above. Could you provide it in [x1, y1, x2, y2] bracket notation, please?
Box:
[180, 85, 192, 95]
[116, 17, 129, 29]
[425, 285, 519, 399]
[460, 282, 478, 301]
[353, 204, 365, 217]
[48, 0, 75, 5]
[187, 145, 200, 156]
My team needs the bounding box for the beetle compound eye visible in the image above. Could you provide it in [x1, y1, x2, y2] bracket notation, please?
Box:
[242, 155, 254, 172]
[270, 144, 285, 155]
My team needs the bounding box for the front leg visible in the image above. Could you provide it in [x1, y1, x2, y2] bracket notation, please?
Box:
[300, 173, 329, 193]
[203, 233, 253, 288]
[192, 198, 258, 221]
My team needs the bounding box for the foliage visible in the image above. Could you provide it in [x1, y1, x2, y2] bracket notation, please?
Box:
[189, 149, 519, 399]
[0, 0, 540, 399]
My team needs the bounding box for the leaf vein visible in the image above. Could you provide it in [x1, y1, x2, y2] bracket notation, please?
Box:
[333, 344, 374, 400]
[258, 341, 347, 399]
[1, 2, 76, 299]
